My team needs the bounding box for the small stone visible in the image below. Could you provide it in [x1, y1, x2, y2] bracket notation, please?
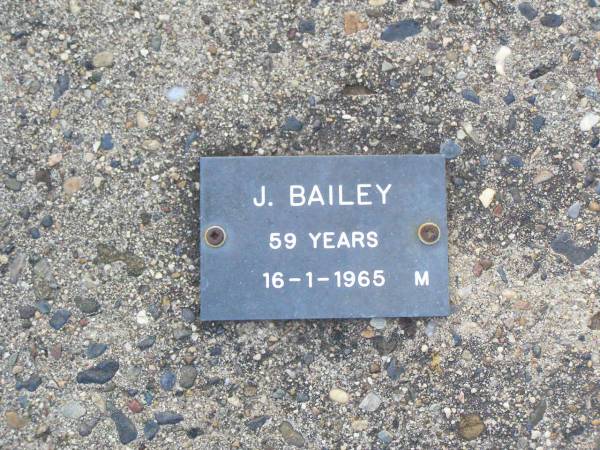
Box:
[503, 91, 515, 105]
[100, 133, 114, 150]
[589, 201, 600, 212]
[75, 296, 100, 314]
[518, 2, 538, 20]
[160, 370, 176, 391]
[479, 188, 496, 208]
[279, 421, 305, 447]
[127, 399, 143, 414]
[136, 111, 149, 128]
[329, 388, 350, 404]
[528, 398, 547, 429]
[4, 176, 23, 192]
[344, 11, 368, 35]
[144, 420, 159, 440]
[381, 61, 394, 72]
[369, 0, 386, 5]
[352, 419, 369, 431]
[246, 415, 269, 431]
[533, 169, 553, 185]
[5, 411, 28, 429]
[173, 326, 192, 340]
[53, 73, 70, 100]
[282, 117, 303, 132]
[179, 365, 197, 389]
[48, 153, 63, 167]
[567, 201, 581, 219]
[462, 88, 480, 105]
[359, 392, 382, 412]
[386, 358, 403, 380]
[18, 305, 36, 320]
[49, 309, 71, 330]
[439, 139, 462, 159]
[298, 19, 315, 34]
[9, 253, 26, 284]
[532, 115, 545, 133]
[60, 401, 86, 419]
[149, 34, 162, 51]
[137, 335, 156, 350]
[494, 46, 511, 76]
[154, 411, 184, 425]
[267, 41, 283, 53]
[76, 359, 119, 384]
[529, 63, 556, 79]
[92, 51, 114, 68]
[381, 20, 421, 42]
[550, 232, 597, 265]
[181, 307, 195, 323]
[64, 176, 82, 194]
[458, 414, 485, 440]
[78, 417, 100, 437]
[369, 317, 386, 330]
[50, 344, 62, 359]
[589, 312, 600, 330]
[166, 86, 187, 102]
[40, 215, 53, 228]
[580, 112, 599, 131]
[86, 342, 107, 359]
[507, 155, 523, 168]
[29, 228, 41, 239]
[540, 13, 563, 28]
[110, 409, 137, 444]
[377, 430, 393, 444]
[17, 374, 42, 392]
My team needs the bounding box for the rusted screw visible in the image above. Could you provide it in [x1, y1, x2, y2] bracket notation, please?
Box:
[417, 222, 441, 245]
[205, 225, 226, 248]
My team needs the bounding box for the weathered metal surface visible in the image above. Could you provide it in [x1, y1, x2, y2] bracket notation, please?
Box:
[200, 154, 449, 321]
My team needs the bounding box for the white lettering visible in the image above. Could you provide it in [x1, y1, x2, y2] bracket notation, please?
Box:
[415, 271, 429, 286]
[290, 185, 305, 206]
[376, 184, 392, 205]
[308, 232, 321, 249]
[356, 184, 372, 205]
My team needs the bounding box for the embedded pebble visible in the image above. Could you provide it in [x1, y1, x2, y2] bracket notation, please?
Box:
[329, 388, 350, 403]
[166, 86, 187, 102]
[381, 20, 422, 42]
[49, 309, 71, 330]
[440, 139, 462, 159]
[110, 409, 137, 444]
[92, 51, 114, 68]
[567, 201, 581, 219]
[76, 360, 119, 384]
[580, 112, 599, 131]
[60, 401, 86, 419]
[479, 188, 496, 208]
[359, 392, 382, 412]
[154, 411, 184, 425]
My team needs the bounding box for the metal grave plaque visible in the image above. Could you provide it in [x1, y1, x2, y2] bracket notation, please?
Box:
[200, 154, 449, 321]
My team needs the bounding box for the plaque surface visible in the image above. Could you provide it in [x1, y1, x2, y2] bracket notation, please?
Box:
[200, 155, 449, 321]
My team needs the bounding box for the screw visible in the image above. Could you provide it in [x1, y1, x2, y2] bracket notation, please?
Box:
[417, 222, 441, 245]
[205, 225, 226, 247]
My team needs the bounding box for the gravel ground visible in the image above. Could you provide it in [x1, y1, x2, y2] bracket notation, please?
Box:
[1, 0, 600, 448]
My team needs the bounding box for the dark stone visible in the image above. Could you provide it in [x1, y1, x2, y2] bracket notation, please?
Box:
[110, 409, 137, 444]
[507, 155, 524, 168]
[550, 232, 597, 265]
[181, 307, 195, 323]
[160, 370, 176, 391]
[18, 305, 36, 319]
[462, 88, 480, 104]
[100, 133, 114, 150]
[246, 415, 269, 431]
[96, 243, 145, 277]
[529, 63, 556, 79]
[4, 176, 23, 192]
[298, 19, 315, 34]
[29, 228, 41, 239]
[532, 115, 545, 133]
[40, 215, 53, 228]
[154, 411, 184, 425]
[503, 90, 515, 105]
[79, 417, 101, 437]
[144, 420, 159, 440]
[76, 359, 120, 384]
[528, 398, 547, 430]
[149, 34, 162, 51]
[137, 335, 156, 350]
[372, 335, 399, 355]
[518, 2, 537, 20]
[173, 326, 192, 340]
[49, 309, 71, 330]
[186, 427, 202, 438]
[386, 357, 403, 380]
[267, 41, 283, 53]
[525, 95, 536, 105]
[532, 344, 542, 358]
[381, 20, 421, 42]
[53, 73, 70, 101]
[540, 14, 563, 28]
[86, 342, 108, 359]
[570, 49, 581, 61]
[507, 112, 517, 131]
[36, 301, 51, 314]
[178, 365, 197, 389]
[16, 374, 42, 392]
[75, 296, 100, 314]
[282, 117, 303, 132]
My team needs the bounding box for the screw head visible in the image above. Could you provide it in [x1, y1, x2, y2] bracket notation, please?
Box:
[417, 222, 441, 245]
[205, 225, 226, 247]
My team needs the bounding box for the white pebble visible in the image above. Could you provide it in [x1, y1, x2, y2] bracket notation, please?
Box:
[136, 310, 150, 325]
[580, 112, 599, 132]
[166, 86, 187, 102]
[479, 188, 496, 208]
[494, 46, 511, 76]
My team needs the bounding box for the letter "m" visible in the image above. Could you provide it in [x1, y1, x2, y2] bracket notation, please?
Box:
[414, 271, 429, 287]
